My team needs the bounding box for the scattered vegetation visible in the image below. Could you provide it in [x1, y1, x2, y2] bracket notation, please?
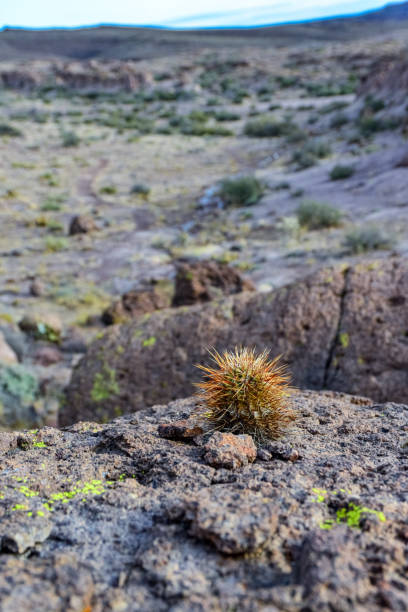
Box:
[343, 226, 394, 254]
[61, 131, 80, 147]
[195, 347, 295, 442]
[244, 116, 298, 138]
[330, 165, 355, 180]
[292, 140, 331, 170]
[0, 123, 22, 137]
[131, 184, 150, 197]
[219, 175, 264, 207]
[296, 200, 342, 230]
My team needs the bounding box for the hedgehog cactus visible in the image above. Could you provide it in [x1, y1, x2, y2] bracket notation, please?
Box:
[195, 347, 295, 443]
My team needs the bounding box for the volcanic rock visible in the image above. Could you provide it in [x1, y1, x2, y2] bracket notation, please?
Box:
[0, 391, 407, 610]
[172, 259, 255, 306]
[64, 257, 408, 426]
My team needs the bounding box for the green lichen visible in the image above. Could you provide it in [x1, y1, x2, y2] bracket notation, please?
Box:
[142, 336, 156, 347]
[312, 488, 386, 530]
[91, 366, 120, 402]
[339, 332, 349, 348]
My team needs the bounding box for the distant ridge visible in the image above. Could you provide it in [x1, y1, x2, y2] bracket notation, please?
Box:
[1, 1, 408, 62]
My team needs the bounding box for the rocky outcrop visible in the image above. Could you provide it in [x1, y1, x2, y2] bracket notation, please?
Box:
[64, 257, 408, 426]
[172, 259, 255, 306]
[0, 390, 407, 610]
[64, 264, 343, 424]
[0, 59, 153, 93]
[68, 214, 96, 235]
[358, 52, 408, 105]
[102, 287, 171, 325]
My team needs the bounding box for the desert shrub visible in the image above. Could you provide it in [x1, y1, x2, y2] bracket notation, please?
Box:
[62, 131, 80, 147]
[214, 110, 240, 122]
[244, 116, 297, 138]
[358, 116, 400, 137]
[296, 200, 342, 230]
[343, 227, 394, 254]
[276, 75, 298, 88]
[188, 110, 209, 123]
[292, 140, 331, 170]
[45, 237, 68, 252]
[0, 124, 22, 137]
[285, 127, 308, 144]
[207, 97, 221, 106]
[364, 96, 386, 113]
[274, 181, 291, 191]
[219, 176, 264, 207]
[131, 184, 150, 197]
[330, 165, 355, 180]
[268, 104, 282, 111]
[330, 113, 349, 128]
[100, 185, 117, 195]
[41, 197, 63, 211]
[305, 76, 357, 97]
[318, 101, 349, 115]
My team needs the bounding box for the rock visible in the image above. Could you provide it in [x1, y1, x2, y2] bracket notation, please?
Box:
[203, 432, 257, 469]
[102, 287, 171, 325]
[34, 346, 62, 366]
[158, 418, 204, 440]
[172, 259, 255, 306]
[0, 331, 18, 364]
[186, 488, 278, 554]
[29, 279, 45, 297]
[19, 313, 62, 342]
[64, 264, 343, 424]
[68, 214, 96, 235]
[0, 391, 407, 610]
[60, 328, 87, 354]
[64, 257, 408, 426]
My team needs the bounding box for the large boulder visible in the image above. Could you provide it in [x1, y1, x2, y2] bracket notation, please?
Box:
[63, 257, 408, 426]
[172, 259, 255, 306]
[102, 287, 171, 325]
[0, 391, 407, 610]
[63, 264, 344, 424]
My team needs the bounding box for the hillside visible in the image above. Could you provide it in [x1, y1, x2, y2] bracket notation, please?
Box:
[1, 1, 408, 61]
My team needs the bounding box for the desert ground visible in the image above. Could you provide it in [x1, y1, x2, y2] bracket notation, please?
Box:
[0, 13, 408, 611]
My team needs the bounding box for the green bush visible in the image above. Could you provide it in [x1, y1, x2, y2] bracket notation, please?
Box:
[45, 237, 68, 252]
[62, 131, 80, 147]
[0, 124, 22, 137]
[330, 113, 349, 128]
[100, 185, 117, 195]
[343, 227, 394, 254]
[131, 184, 150, 197]
[214, 110, 240, 122]
[244, 117, 297, 138]
[219, 176, 264, 207]
[296, 201, 342, 230]
[292, 140, 331, 170]
[330, 165, 355, 180]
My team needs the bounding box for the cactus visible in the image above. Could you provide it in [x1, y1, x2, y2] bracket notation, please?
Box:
[195, 347, 295, 443]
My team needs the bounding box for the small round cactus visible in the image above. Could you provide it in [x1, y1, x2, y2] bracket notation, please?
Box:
[195, 347, 295, 442]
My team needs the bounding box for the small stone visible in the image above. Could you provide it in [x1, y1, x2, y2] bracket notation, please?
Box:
[29, 279, 45, 297]
[34, 346, 62, 366]
[19, 313, 62, 338]
[0, 331, 18, 365]
[257, 448, 272, 461]
[69, 214, 96, 235]
[158, 419, 204, 440]
[203, 432, 257, 469]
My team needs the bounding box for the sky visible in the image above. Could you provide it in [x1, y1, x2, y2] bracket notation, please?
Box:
[0, 0, 401, 29]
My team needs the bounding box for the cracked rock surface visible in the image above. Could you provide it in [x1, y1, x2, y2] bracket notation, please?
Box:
[64, 256, 408, 425]
[0, 390, 407, 611]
